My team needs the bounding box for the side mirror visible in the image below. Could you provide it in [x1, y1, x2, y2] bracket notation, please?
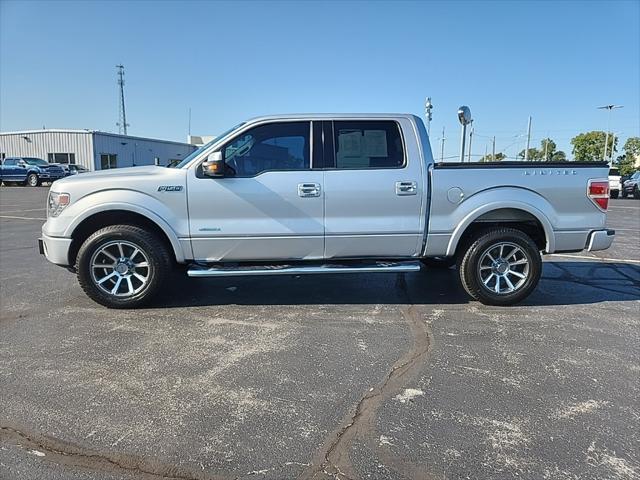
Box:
[202, 151, 224, 178]
[18, 161, 26, 168]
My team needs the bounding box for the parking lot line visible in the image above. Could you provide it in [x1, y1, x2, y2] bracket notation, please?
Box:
[550, 253, 640, 264]
[0, 215, 46, 221]
[0, 208, 46, 214]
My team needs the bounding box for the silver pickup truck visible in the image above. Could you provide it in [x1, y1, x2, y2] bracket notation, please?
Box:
[39, 114, 614, 308]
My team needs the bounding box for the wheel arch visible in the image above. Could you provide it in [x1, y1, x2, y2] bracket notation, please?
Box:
[448, 202, 555, 257]
[67, 206, 185, 267]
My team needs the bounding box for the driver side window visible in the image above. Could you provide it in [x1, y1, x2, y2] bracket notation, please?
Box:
[223, 121, 310, 177]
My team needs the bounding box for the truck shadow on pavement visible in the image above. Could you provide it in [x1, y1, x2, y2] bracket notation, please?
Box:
[155, 261, 640, 308]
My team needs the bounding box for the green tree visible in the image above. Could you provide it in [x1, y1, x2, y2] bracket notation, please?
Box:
[570, 131, 617, 162]
[616, 137, 640, 175]
[517, 138, 566, 161]
[479, 152, 506, 162]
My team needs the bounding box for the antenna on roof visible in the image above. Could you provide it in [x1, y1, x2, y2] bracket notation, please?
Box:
[116, 65, 130, 135]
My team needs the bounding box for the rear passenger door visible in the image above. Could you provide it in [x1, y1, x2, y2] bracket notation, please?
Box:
[322, 119, 425, 258]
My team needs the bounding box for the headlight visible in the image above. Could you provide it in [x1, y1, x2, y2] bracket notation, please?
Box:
[47, 192, 71, 217]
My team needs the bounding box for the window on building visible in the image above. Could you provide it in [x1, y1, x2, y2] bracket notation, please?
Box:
[0, 153, 5, 162]
[332, 121, 405, 169]
[47, 153, 76, 164]
[222, 122, 310, 177]
[100, 154, 117, 170]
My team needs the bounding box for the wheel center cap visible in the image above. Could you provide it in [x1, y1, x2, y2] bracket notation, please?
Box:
[495, 260, 509, 275]
[116, 263, 129, 275]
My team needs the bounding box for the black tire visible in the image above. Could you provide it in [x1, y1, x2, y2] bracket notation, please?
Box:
[621, 190, 628, 198]
[458, 228, 542, 306]
[76, 225, 172, 308]
[610, 190, 619, 199]
[26, 173, 39, 187]
[421, 256, 456, 269]
[634, 186, 640, 200]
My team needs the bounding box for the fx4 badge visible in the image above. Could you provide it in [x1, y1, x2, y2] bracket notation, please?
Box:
[158, 185, 183, 192]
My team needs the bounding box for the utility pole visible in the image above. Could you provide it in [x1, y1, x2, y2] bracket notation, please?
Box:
[544, 138, 548, 162]
[425, 97, 433, 135]
[524, 116, 532, 161]
[440, 126, 445, 163]
[598, 105, 623, 162]
[492, 135, 496, 161]
[188, 107, 192, 137]
[467, 120, 474, 162]
[116, 65, 129, 135]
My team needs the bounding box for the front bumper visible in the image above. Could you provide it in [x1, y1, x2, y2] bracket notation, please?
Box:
[39, 234, 72, 266]
[586, 229, 615, 252]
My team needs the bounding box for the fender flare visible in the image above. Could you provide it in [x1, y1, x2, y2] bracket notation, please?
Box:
[446, 200, 555, 256]
[64, 201, 186, 263]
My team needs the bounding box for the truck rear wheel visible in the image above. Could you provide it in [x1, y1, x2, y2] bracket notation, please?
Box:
[458, 228, 541, 306]
[76, 225, 172, 308]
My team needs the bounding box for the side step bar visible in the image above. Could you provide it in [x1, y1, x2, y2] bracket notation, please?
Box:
[187, 261, 422, 278]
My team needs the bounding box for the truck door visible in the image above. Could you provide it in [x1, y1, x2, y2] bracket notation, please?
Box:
[322, 119, 425, 258]
[2, 158, 19, 181]
[187, 121, 324, 262]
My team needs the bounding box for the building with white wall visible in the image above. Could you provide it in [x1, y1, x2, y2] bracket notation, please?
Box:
[0, 130, 197, 171]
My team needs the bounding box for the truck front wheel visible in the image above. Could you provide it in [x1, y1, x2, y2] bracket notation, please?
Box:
[76, 225, 172, 308]
[458, 228, 542, 306]
[26, 173, 40, 187]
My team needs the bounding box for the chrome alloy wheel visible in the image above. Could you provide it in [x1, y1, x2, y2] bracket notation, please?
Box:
[89, 241, 151, 297]
[478, 242, 530, 295]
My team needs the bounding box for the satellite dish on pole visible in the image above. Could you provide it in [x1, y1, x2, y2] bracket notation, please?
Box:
[458, 106, 472, 125]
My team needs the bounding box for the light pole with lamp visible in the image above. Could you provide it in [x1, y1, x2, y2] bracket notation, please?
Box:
[458, 106, 472, 163]
[598, 104, 623, 163]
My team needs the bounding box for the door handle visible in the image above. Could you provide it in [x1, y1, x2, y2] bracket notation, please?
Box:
[395, 181, 417, 196]
[298, 183, 321, 197]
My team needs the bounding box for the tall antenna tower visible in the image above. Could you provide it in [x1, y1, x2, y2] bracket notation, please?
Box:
[116, 65, 129, 135]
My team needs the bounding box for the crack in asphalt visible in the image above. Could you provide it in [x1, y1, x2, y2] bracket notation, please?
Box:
[301, 274, 434, 480]
[0, 424, 229, 480]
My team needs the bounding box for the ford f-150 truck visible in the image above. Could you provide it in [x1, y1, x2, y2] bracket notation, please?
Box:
[1, 157, 66, 186]
[39, 114, 614, 308]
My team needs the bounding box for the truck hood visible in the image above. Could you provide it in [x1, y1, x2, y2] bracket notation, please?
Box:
[50, 165, 188, 203]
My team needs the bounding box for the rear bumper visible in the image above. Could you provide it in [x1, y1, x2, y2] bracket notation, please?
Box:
[586, 229, 615, 252]
[39, 234, 72, 266]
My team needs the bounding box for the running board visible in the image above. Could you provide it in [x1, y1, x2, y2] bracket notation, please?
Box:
[187, 261, 422, 278]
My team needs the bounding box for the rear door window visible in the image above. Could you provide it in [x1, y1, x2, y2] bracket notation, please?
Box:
[332, 121, 404, 169]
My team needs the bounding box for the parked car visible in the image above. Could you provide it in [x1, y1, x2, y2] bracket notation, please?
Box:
[608, 167, 621, 198]
[1, 157, 66, 186]
[39, 114, 615, 308]
[621, 171, 640, 199]
[55, 163, 89, 176]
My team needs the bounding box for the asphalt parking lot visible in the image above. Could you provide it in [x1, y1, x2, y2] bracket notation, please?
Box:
[1, 186, 639, 480]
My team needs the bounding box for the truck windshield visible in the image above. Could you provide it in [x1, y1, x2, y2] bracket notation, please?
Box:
[172, 122, 245, 168]
[23, 158, 49, 166]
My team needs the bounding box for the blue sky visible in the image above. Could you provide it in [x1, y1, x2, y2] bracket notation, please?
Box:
[1, 0, 638, 160]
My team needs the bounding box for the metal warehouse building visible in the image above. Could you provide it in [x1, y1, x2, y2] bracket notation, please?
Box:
[0, 130, 197, 171]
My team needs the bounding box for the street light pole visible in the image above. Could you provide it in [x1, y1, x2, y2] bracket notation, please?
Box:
[440, 126, 445, 163]
[467, 120, 474, 162]
[524, 116, 532, 161]
[598, 104, 623, 162]
[457, 106, 472, 163]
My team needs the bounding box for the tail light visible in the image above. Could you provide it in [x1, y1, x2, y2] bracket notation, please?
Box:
[588, 179, 609, 211]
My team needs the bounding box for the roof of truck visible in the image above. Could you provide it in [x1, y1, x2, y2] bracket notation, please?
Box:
[244, 113, 420, 122]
